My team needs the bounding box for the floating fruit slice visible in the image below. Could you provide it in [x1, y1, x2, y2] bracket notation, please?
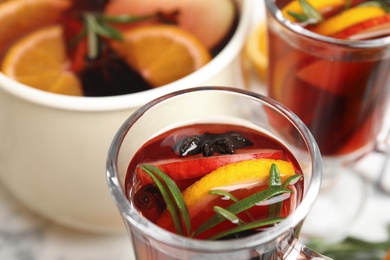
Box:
[157, 158, 296, 233]
[104, 0, 235, 50]
[1, 25, 83, 96]
[332, 13, 390, 40]
[182, 158, 295, 208]
[282, 0, 346, 21]
[244, 21, 268, 81]
[0, 0, 71, 54]
[137, 149, 285, 181]
[311, 5, 386, 36]
[110, 24, 211, 88]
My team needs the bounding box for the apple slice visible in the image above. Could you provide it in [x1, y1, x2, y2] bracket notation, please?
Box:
[311, 5, 386, 36]
[136, 149, 285, 181]
[104, 0, 235, 50]
[332, 14, 390, 40]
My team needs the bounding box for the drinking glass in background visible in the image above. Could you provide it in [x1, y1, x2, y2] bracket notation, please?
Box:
[263, 0, 390, 238]
[106, 86, 330, 260]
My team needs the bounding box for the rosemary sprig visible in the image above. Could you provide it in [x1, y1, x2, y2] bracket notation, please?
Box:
[287, 0, 323, 24]
[344, 0, 352, 10]
[141, 164, 191, 236]
[69, 12, 156, 59]
[209, 190, 239, 202]
[287, 0, 390, 25]
[210, 189, 255, 221]
[267, 164, 283, 218]
[283, 174, 303, 188]
[213, 206, 245, 225]
[209, 217, 285, 240]
[358, 1, 390, 12]
[308, 225, 390, 259]
[140, 163, 298, 240]
[192, 187, 292, 237]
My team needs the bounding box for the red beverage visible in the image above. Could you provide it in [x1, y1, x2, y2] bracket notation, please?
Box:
[267, 0, 390, 157]
[125, 123, 304, 240]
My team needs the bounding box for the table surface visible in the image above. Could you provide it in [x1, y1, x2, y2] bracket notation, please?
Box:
[1, 2, 390, 260]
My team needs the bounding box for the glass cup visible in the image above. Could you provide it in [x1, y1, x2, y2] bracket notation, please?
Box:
[263, 0, 390, 238]
[106, 86, 330, 259]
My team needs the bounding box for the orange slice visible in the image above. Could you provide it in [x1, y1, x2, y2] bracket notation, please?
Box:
[312, 5, 386, 36]
[1, 25, 83, 96]
[282, 0, 347, 21]
[244, 21, 268, 81]
[110, 24, 211, 88]
[0, 0, 71, 54]
[182, 159, 295, 208]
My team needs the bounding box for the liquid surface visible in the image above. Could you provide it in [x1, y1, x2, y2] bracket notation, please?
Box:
[126, 123, 304, 240]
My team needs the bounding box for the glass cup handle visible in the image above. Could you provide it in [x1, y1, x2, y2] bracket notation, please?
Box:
[284, 240, 332, 260]
[373, 105, 390, 194]
[373, 129, 390, 195]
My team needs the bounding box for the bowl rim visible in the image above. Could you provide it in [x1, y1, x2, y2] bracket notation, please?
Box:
[0, 0, 254, 112]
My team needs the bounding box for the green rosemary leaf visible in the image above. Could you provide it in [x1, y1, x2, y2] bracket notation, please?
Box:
[299, 0, 323, 23]
[99, 14, 156, 23]
[267, 164, 283, 218]
[287, 11, 308, 22]
[85, 19, 99, 60]
[68, 25, 87, 47]
[141, 164, 191, 236]
[282, 174, 303, 188]
[85, 14, 116, 39]
[267, 199, 283, 219]
[210, 190, 255, 221]
[378, 0, 390, 12]
[269, 164, 282, 187]
[69, 12, 157, 59]
[344, 0, 352, 10]
[357, 1, 384, 9]
[213, 206, 244, 225]
[98, 21, 124, 41]
[140, 165, 185, 235]
[209, 190, 239, 202]
[308, 236, 390, 259]
[192, 187, 292, 237]
[308, 224, 390, 259]
[208, 217, 284, 240]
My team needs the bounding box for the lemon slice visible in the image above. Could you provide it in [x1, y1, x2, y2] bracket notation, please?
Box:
[282, 0, 346, 21]
[312, 5, 386, 36]
[182, 158, 295, 208]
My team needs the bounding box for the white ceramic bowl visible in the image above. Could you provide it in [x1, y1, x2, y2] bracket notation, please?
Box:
[0, 0, 254, 233]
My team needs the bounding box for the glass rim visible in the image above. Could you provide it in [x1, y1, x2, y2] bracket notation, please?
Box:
[106, 86, 322, 252]
[265, 0, 390, 48]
